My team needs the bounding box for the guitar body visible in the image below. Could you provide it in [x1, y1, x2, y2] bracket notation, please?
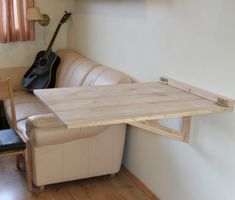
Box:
[22, 11, 71, 91]
[22, 51, 60, 90]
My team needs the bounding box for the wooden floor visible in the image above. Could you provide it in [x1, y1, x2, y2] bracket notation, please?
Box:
[0, 157, 152, 200]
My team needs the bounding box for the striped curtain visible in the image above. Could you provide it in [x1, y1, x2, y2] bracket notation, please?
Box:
[0, 0, 34, 43]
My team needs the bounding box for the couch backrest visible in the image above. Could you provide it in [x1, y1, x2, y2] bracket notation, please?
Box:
[55, 49, 132, 88]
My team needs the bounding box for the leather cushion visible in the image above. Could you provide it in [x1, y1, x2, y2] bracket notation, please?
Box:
[0, 129, 25, 152]
[58, 58, 98, 87]
[25, 114, 110, 146]
[4, 91, 50, 123]
[55, 49, 84, 87]
[55, 49, 132, 88]
[82, 66, 132, 86]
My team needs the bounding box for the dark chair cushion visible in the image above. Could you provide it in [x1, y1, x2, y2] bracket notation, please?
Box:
[0, 129, 25, 152]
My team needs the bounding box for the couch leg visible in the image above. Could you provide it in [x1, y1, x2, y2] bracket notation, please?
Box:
[110, 174, 116, 178]
[33, 185, 45, 193]
[38, 186, 45, 191]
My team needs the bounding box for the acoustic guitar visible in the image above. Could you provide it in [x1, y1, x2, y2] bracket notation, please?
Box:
[22, 11, 71, 90]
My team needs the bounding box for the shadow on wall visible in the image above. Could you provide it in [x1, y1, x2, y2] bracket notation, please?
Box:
[123, 111, 235, 199]
[123, 124, 190, 199]
[191, 112, 235, 170]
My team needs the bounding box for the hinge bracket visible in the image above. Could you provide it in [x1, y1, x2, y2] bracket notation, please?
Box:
[160, 77, 168, 85]
[216, 97, 229, 107]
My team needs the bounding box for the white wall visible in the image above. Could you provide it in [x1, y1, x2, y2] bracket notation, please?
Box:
[68, 0, 235, 200]
[0, 0, 74, 68]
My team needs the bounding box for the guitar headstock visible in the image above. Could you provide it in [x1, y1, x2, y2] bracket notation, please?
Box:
[60, 11, 72, 24]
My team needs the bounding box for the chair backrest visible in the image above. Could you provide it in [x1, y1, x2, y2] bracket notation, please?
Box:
[0, 79, 17, 130]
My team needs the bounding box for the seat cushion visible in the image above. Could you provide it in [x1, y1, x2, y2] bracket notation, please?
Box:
[4, 91, 50, 123]
[17, 119, 27, 137]
[0, 129, 25, 152]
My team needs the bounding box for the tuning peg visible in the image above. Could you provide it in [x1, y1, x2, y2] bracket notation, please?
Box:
[65, 11, 71, 15]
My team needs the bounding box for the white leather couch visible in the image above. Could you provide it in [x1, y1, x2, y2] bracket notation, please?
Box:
[0, 49, 132, 187]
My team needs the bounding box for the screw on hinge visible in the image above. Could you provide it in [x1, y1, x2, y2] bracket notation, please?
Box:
[216, 97, 229, 107]
[160, 77, 168, 85]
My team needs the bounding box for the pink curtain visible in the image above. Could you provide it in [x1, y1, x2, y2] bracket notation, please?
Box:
[0, 0, 34, 43]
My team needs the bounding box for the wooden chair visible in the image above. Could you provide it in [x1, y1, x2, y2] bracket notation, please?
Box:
[0, 79, 32, 191]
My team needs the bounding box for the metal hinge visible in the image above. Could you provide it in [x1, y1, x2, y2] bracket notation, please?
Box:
[216, 97, 229, 107]
[160, 77, 168, 85]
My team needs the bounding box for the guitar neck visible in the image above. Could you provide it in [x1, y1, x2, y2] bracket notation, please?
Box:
[46, 22, 63, 54]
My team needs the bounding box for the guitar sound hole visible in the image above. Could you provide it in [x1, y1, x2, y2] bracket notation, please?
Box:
[40, 59, 47, 66]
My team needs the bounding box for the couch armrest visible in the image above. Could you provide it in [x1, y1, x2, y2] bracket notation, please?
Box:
[26, 113, 109, 147]
[0, 66, 29, 91]
[26, 113, 64, 129]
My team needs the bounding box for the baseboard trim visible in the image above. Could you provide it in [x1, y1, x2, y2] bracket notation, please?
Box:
[122, 166, 160, 200]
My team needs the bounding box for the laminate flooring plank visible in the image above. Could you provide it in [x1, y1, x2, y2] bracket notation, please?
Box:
[109, 172, 150, 200]
[0, 157, 153, 200]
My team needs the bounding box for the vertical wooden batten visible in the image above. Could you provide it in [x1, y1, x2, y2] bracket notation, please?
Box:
[160, 76, 235, 108]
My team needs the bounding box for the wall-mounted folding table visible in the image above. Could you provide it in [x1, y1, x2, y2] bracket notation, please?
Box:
[34, 77, 234, 143]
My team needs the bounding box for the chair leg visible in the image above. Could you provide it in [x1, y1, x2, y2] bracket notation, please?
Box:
[24, 147, 32, 191]
[16, 155, 21, 169]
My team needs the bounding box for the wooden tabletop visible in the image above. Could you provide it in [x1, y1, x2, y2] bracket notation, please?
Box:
[34, 82, 232, 129]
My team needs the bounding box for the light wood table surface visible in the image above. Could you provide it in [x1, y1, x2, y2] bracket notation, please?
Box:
[34, 82, 232, 129]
